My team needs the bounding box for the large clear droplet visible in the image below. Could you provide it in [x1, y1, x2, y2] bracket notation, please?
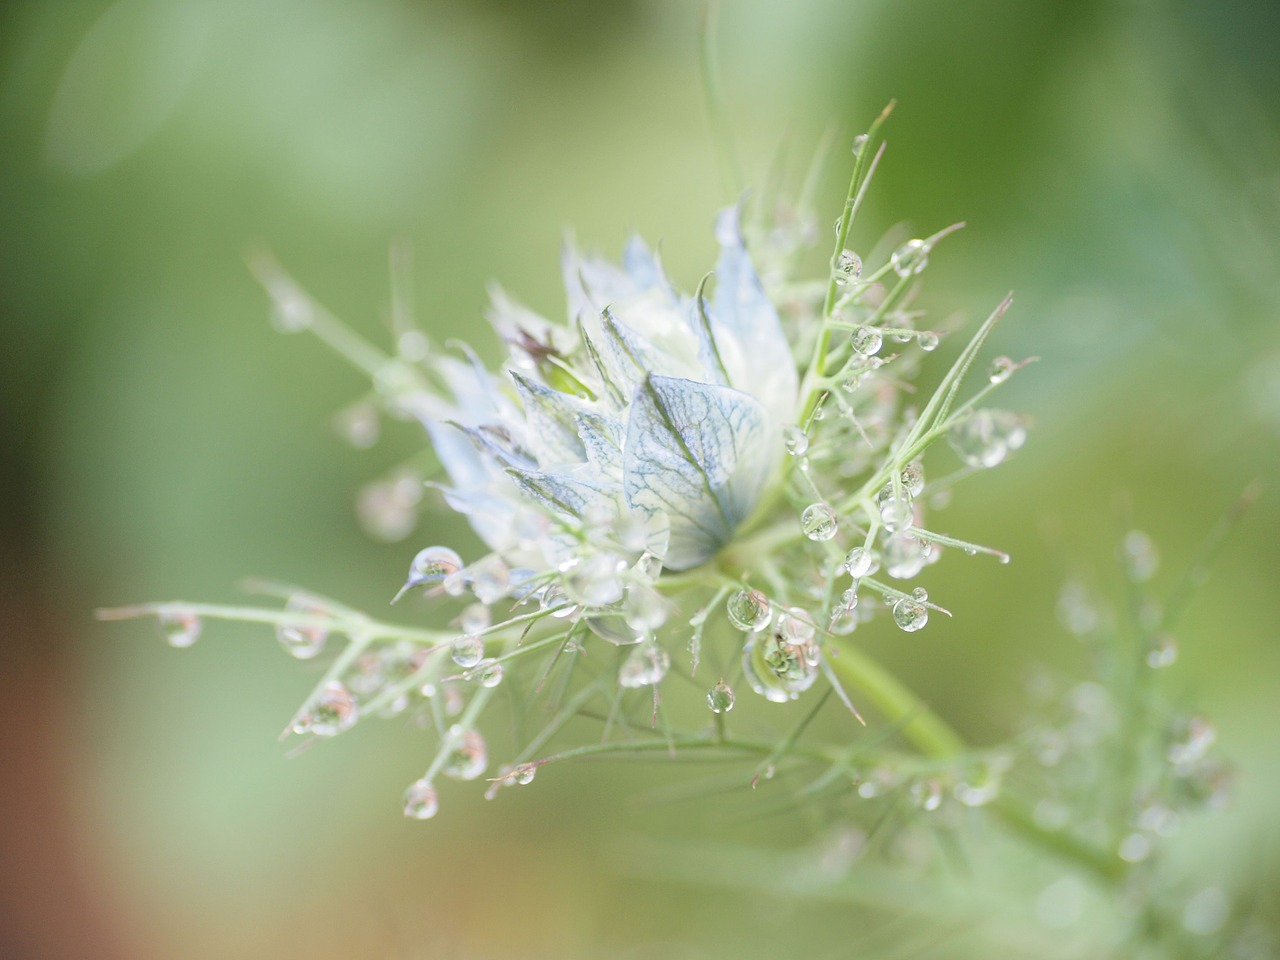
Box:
[843, 546, 877, 579]
[850, 133, 868, 157]
[890, 238, 929, 277]
[441, 726, 488, 781]
[948, 410, 1027, 470]
[801, 502, 839, 541]
[618, 638, 671, 688]
[900, 462, 925, 497]
[877, 483, 913, 533]
[458, 603, 491, 636]
[451, 634, 484, 669]
[707, 679, 735, 714]
[623, 585, 667, 631]
[833, 249, 862, 286]
[304, 681, 359, 737]
[406, 545, 463, 588]
[850, 326, 882, 357]
[402, 778, 439, 820]
[782, 424, 809, 457]
[917, 331, 940, 352]
[563, 553, 625, 607]
[276, 595, 330, 660]
[988, 356, 1015, 384]
[158, 610, 201, 648]
[742, 631, 820, 703]
[726, 588, 772, 632]
[892, 598, 929, 632]
[468, 658, 505, 688]
[883, 531, 929, 580]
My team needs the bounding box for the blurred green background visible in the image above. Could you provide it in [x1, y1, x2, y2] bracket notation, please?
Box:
[2, 0, 1278, 957]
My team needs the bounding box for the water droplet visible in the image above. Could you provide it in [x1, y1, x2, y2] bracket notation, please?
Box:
[402, 778, 439, 820]
[900, 462, 925, 497]
[334, 402, 380, 449]
[947, 409, 1026, 469]
[618, 638, 671, 688]
[1167, 714, 1216, 771]
[850, 326, 883, 357]
[850, 133, 868, 157]
[892, 598, 928, 632]
[910, 778, 943, 812]
[833, 249, 862, 286]
[442, 570, 467, 597]
[623, 585, 667, 631]
[911, 586, 928, 601]
[469, 658, 505, 688]
[707, 679, 735, 714]
[1057, 580, 1099, 636]
[357, 472, 422, 542]
[843, 546, 878, 578]
[726, 588, 772, 632]
[742, 631, 820, 703]
[917, 331, 940, 352]
[883, 531, 928, 579]
[988, 355, 1015, 384]
[451, 634, 484, 669]
[275, 595, 331, 660]
[441, 726, 488, 781]
[397, 330, 429, 362]
[1146, 633, 1178, 668]
[1121, 530, 1160, 582]
[1182, 886, 1230, 936]
[511, 762, 537, 786]
[270, 292, 313, 333]
[801, 502, 839, 541]
[458, 603, 490, 637]
[876, 483, 913, 532]
[563, 553, 625, 607]
[304, 681, 359, 737]
[585, 614, 643, 645]
[954, 764, 1002, 806]
[775, 607, 817, 644]
[890, 238, 929, 277]
[158, 610, 201, 648]
[782, 423, 809, 457]
[406, 545, 463, 589]
[1118, 832, 1152, 863]
[468, 555, 510, 605]
[539, 584, 578, 619]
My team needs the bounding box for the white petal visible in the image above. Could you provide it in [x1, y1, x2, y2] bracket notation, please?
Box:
[623, 375, 775, 570]
[710, 211, 799, 423]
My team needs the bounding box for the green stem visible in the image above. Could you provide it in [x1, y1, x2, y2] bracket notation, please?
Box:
[828, 639, 1126, 883]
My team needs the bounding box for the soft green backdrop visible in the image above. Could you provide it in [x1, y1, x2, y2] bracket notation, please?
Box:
[2, 0, 1277, 957]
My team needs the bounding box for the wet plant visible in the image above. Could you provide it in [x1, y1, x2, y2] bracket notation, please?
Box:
[97, 105, 1257, 958]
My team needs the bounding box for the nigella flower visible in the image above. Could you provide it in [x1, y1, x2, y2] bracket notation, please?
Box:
[418, 207, 794, 603]
[102, 116, 1034, 818]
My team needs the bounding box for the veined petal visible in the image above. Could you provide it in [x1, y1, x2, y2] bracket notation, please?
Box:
[623, 375, 775, 570]
[506, 467, 622, 525]
[710, 209, 799, 423]
[510, 371, 588, 467]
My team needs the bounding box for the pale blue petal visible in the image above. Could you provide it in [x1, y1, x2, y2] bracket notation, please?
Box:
[710, 211, 799, 423]
[623, 375, 775, 570]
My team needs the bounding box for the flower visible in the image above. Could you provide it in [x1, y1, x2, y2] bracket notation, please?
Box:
[103, 116, 1035, 819]
[417, 207, 795, 593]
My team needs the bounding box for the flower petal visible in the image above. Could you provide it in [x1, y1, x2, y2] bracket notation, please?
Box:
[623, 375, 775, 570]
[710, 210, 799, 423]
